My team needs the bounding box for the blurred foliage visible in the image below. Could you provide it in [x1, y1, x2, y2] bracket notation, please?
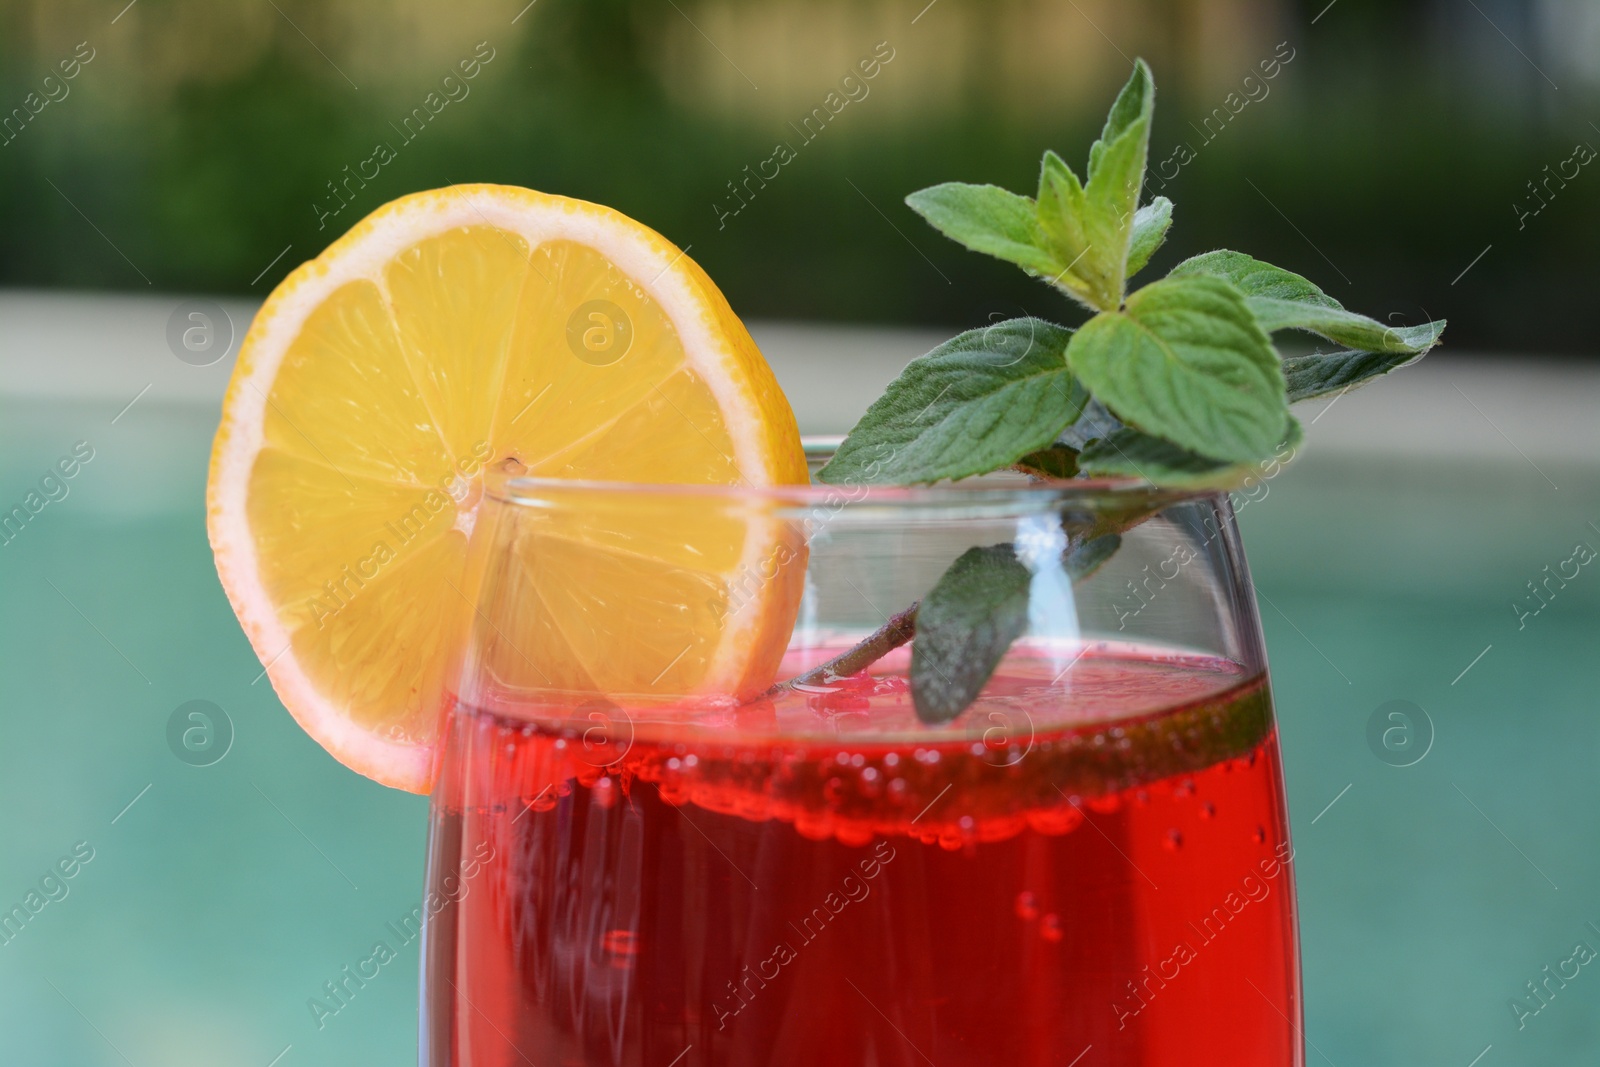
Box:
[0, 0, 1597, 353]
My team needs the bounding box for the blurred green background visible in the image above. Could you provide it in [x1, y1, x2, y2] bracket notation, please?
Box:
[2, 1, 1599, 1065]
[3, 0, 1600, 351]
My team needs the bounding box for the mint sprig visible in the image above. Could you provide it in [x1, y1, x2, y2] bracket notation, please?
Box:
[809, 58, 1445, 725]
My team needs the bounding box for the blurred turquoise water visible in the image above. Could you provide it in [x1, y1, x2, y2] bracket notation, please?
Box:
[2, 395, 1597, 1065]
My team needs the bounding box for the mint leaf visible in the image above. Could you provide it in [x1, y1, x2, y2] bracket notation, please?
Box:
[1066, 275, 1287, 463]
[1250, 301, 1445, 354]
[1014, 443, 1079, 479]
[911, 544, 1032, 724]
[1055, 397, 1124, 451]
[1169, 249, 1338, 304]
[1082, 61, 1155, 302]
[1035, 151, 1095, 303]
[1126, 197, 1173, 276]
[1035, 60, 1156, 311]
[1078, 429, 1238, 485]
[1283, 349, 1423, 403]
[1065, 533, 1122, 581]
[818, 319, 1085, 486]
[904, 183, 1061, 278]
[1171, 250, 1445, 355]
[1090, 59, 1154, 180]
[911, 530, 1126, 723]
[1078, 416, 1303, 487]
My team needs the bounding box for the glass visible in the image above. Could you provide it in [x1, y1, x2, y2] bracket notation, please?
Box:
[421, 443, 1302, 1067]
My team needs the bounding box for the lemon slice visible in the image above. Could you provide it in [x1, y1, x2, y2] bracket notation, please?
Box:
[208, 185, 807, 792]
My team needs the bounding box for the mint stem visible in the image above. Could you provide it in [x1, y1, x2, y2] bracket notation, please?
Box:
[770, 516, 1149, 704]
[774, 602, 920, 693]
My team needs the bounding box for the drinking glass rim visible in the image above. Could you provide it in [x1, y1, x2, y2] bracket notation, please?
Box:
[485, 436, 1216, 508]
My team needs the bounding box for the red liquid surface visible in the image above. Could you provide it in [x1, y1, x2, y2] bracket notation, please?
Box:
[423, 643, 1302, 1067]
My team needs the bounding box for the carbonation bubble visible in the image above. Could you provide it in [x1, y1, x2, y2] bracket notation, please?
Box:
[1086, 793, 1122, 814]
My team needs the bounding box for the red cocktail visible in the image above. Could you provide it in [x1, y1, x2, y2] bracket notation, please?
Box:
[423, 638, 1300, 1066]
